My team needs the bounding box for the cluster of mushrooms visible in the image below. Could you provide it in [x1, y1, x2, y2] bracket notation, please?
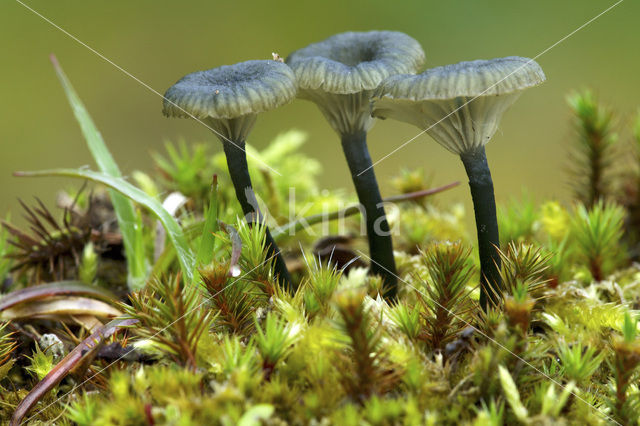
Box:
[163, 31, 546, 310]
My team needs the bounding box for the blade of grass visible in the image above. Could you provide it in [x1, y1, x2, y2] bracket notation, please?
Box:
[196, 175, 220, 267]
[0, 281, 116, 311]
[15, 168, 195, 284]
[1, 297, 122, 321]
[50, 55, 147, 290]
[9, 317, 138, 426]
[272, 181, 460, 237]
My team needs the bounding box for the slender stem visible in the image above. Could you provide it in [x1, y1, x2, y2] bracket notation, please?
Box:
[221, 140, 292, 291]
[460, 146, 502, 310]
[272, 181, 460, 237]
[341, 131, 398, 301]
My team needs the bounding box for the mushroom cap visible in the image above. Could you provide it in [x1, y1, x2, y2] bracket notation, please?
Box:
[373, 56, 545, 101]
[372, 57, 545, 155]
[286, 31, 425, 95]
[163, 60, 297, 120]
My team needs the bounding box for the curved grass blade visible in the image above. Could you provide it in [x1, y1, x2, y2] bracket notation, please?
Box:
[10, 317, 138, 426]
[0, 281, 117, 311]
[15, 169, 195, 284]
[273, 181, 460, 237]
[196, 175, 220, 267]
[1, 297, 122, 321]
[50, 55, 147, 290]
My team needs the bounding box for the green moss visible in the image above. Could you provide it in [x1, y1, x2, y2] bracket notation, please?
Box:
[7, 85, 640, 425]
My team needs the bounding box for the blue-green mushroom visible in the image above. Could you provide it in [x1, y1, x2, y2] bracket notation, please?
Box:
[287, 31, 425, 301]
[163, 59, 297, 290]
[372, 56, 546, 309]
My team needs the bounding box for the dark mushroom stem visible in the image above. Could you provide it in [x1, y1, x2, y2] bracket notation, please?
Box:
[459, 146, 502, 310]
[221, 140, 293, 291]
[341, 130, 398, 301]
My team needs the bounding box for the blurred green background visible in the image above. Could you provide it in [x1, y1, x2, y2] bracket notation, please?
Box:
[1, 0, 638, 225]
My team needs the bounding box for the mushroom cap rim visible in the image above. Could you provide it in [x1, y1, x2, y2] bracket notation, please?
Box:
[286, 30, 426, 94]
[373, 56, 546, 102]
[162, 59, 297, 120]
